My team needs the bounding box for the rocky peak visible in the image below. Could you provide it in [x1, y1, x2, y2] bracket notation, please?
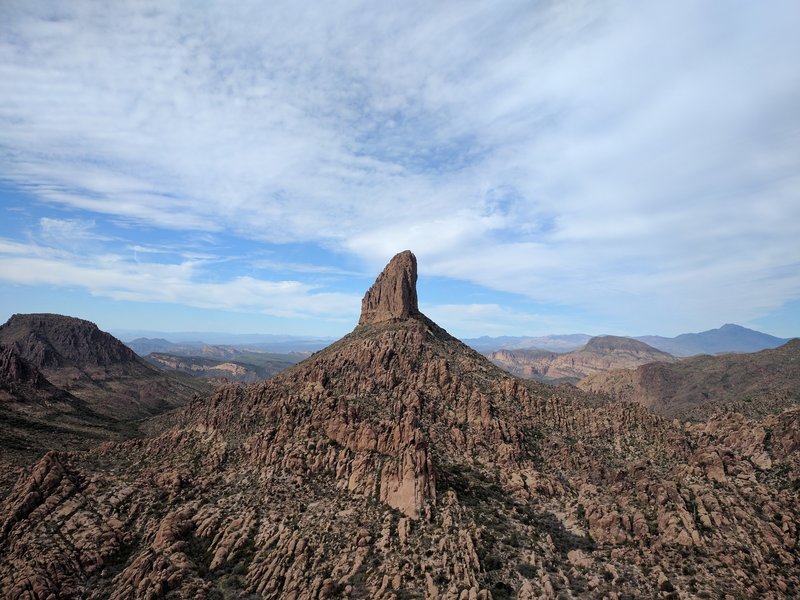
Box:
[358, 250, 420, 325]
[0, 313, 139, 368]
[2, 253, 799, 600]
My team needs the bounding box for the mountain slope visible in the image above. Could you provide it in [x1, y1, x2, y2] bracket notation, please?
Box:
[1, 252, 798, 599]
[0, 314, 212, 421]
[489, 335, 676, 383]
[0, 343, 122, 489]
[637, 323, 790, 357]
[579, 338, 800, 420]
[0, 315, 213, 471]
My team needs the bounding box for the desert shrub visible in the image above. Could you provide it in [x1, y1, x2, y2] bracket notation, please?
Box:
[483, 554, 503, 571]
[516, 562, 537, 579]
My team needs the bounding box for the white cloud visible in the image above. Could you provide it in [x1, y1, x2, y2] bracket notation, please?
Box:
[0, 0, 798, 334]
[422, 303, 553, 338]
[0, 238, 360, 320]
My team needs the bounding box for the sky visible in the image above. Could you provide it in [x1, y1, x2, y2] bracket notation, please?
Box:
[1, 0, 799, 340]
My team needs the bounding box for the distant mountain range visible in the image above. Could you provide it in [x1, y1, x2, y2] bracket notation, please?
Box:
[462, 333, 592, 353]
[635, 323, 791, 357]
[465, 323, 792, 356]
[117, 323, 791, 357]
[125, 337, 319, 358]
[115, 331, 335, 353]
[487, 335, 677, 384]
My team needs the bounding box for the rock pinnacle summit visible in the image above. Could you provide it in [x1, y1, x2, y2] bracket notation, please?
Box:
[358, 250, 420, 325]
[1, 251, 798, 598]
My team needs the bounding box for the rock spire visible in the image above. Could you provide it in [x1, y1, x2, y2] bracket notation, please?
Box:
[359, 250, 420, 325]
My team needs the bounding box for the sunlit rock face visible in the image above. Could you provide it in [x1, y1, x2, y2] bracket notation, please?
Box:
[359, 250, 420, 325]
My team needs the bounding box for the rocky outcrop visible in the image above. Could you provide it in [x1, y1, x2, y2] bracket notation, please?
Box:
[0, 313, 141, 369]
[1, 251, 798, 599]
[359, 250, 419, 325]
[0, 316, 213, 467]
[0, 343, 124, 469]
[0, 312, 212, 420]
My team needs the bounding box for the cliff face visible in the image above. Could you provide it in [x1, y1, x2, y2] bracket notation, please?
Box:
[1, 252, 798, 599]
[0, 344, 46, 392]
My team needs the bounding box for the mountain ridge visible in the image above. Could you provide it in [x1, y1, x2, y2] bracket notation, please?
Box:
[488, 335, 676, 383]
[0, 314, 213, 469]
[464, 324, 790, 356]
[1, 252, 797, 598]
[636, 323, 791, 357]
[579, 338, 800, 420]
[0, 313, 141, 369]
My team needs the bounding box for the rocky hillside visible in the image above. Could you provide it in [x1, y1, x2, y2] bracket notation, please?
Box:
[0, 313, 142, 369]
[1, 252, 798, 599]
[579, 339, 800, 420]
[0, 343, 47, 394]
[0, 314, 212, 421]
[1, 343, 122, 489]
[488, 335, 676, 383]
[0, 315, 213, 471]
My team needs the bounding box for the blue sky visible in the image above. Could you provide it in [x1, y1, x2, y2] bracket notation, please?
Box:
[1, 0, 799, 339]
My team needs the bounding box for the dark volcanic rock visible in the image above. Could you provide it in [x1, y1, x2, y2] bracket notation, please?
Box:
[359, 250, 419, 325]
[0, 315, 213, 468]
[0, 343, 117, 477]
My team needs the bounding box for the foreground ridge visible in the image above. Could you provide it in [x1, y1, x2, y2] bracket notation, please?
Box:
[0, 251, 798, 599]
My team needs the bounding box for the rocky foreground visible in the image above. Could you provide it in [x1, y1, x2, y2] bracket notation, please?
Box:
[1, 252, 798, 599]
